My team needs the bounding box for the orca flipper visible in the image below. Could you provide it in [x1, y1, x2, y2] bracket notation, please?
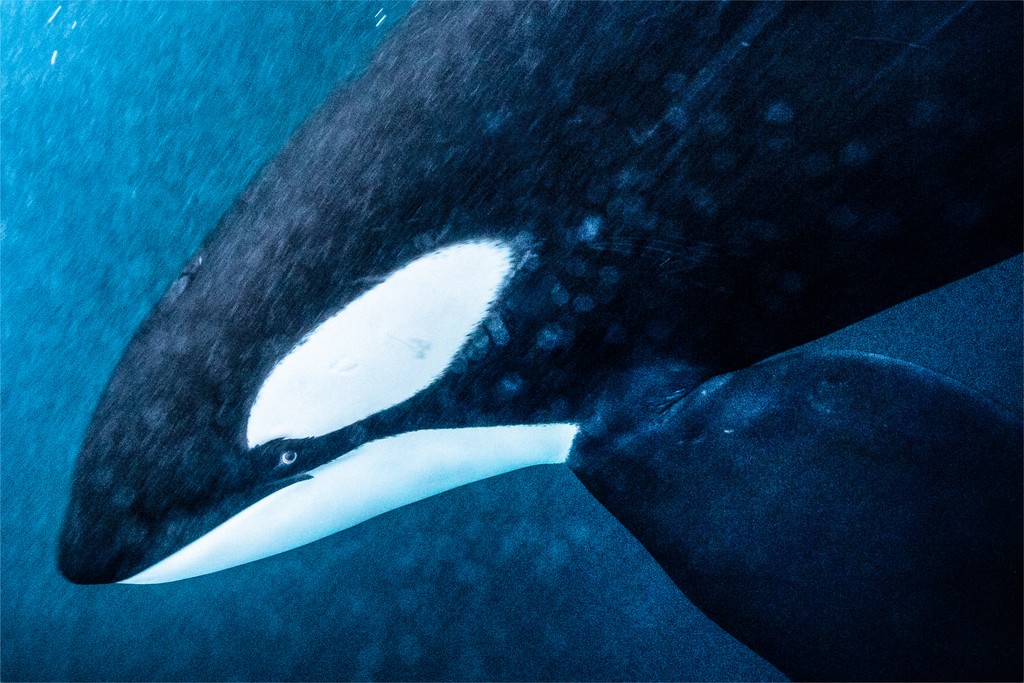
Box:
[570, 351, 1022, 682]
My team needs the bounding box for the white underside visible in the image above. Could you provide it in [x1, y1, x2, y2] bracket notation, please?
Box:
[121, 424, 578, 584]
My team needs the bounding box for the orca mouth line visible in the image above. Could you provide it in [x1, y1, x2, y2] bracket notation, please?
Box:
[120, 423, 579, 584]
[255, 471, 314, 495]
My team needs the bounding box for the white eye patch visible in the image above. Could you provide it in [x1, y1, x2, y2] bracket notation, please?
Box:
[246, 242, 513, 448]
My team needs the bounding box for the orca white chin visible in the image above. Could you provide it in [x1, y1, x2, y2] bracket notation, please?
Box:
[120, 424, 578, 584]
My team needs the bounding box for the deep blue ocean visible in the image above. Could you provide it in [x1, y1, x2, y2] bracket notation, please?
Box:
[1, 3, 1020, 681]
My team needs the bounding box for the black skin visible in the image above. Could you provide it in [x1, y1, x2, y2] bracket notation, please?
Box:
[60, 1, 1020, 678]
[570, 351, 1023, 681]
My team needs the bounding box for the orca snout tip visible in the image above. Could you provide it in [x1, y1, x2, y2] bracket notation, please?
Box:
[57, 530, 120, 585]
[56, 490, 152, 585]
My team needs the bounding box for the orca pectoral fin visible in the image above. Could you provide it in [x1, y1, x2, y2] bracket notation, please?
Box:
[569, 351, 1022, 682]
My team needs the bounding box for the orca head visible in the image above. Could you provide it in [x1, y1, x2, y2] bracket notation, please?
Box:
[58, 241, 578, 584]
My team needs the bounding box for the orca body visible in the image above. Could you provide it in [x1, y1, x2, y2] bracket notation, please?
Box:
[60, 3, 1022, 680]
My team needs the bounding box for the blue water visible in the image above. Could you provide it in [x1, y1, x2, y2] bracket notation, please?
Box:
[1, 3, 1020, 681]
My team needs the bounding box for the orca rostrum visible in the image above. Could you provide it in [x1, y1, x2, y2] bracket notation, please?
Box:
[59, 3, 1022, 680]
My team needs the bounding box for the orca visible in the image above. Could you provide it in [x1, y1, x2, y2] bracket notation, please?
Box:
[59, 3, 1022, 680]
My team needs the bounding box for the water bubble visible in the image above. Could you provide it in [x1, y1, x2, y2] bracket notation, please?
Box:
[665, 105, 689, 130]
[664, 72, 688, 93]
[566, 256, 588, 277]
[573, 295, 595, 313]
[497, 374, 525, 398]
[711, 150, 737, 172]
[840, 140, 871, 167]
[577, 215, 603, 242]
[486, 316, 510, 346]
[536, 324, 570, 351]
[688, 186, 718, 217]
[598, 266, 621, 288]
[481, 110, 509, 134]
[617, 167, 643, 190]
[827, 205, 859, 230]
[764, 100, 794, 125]
[465, 331, 489, 360]
[701, 111, 729, 136]
[539, 539, 571, 572]
[550, 282, 570, 307]
[604, 323, 627, 345]
[765, 135, 793, 153]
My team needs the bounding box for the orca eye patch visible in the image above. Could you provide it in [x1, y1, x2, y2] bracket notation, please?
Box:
[246, 242, 513, 448]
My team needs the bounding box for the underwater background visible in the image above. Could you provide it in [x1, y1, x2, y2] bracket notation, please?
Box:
[1, 2, 1020, 681]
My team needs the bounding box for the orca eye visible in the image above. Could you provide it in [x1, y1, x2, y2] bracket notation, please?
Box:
[279, 450, 297, 466]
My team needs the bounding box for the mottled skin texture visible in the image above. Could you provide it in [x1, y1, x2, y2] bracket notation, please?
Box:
[60, 2, 1021, 679]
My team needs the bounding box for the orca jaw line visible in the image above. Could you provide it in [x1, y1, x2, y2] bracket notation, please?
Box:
[120, 423, 578, 584]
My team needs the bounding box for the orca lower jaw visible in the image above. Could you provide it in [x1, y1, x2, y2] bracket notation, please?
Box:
[115, 424, 578, 585]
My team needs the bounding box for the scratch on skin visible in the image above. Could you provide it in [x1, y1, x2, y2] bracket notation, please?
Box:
[850, 36, 929, 51]
[854, 2, 972, 100]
